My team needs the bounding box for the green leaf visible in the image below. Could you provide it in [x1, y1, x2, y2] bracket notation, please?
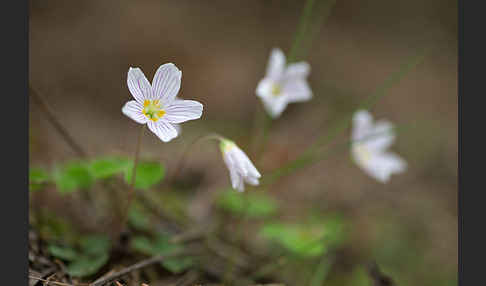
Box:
[131, 236, 156, 255]
[260, 217, 345, 257]
[37, 212, 78, 243]
[66, 253, 109, 277]
[29, 168, 50, 192]
[124, 161, 165, 190]
[153, 233, 193, 273]
[128, 203, 151, 231]
[217, 190, 278, 218]
[162, 256, 194, 274]
[153, 233, 178, 253]
[30, 168, 50, 183]
[131, 234, 193, 274]
[89, 157, 131, 179]
[79, 234, 111, 256]
[54, 162, 94, 193]
[48, 245, 79, 261]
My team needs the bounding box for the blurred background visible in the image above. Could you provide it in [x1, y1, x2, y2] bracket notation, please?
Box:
[29, 0, 457, 285]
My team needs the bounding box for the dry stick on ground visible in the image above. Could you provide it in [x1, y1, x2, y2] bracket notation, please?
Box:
[90, 250, 189, 286]
[28, 275, 89, 286]
[30, 86, 258, 283]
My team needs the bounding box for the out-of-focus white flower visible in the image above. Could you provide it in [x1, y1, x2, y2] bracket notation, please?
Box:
[220, 139, 261, 192]
[256, 48, 312, 118]
[351, 110, 407, 183]
[122, 63, 203, 142]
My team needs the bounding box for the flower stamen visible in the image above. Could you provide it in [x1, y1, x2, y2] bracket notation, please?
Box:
[354, 144, 373, 164]
[142, 99, 165, 122]
[271, 83, 282, 96]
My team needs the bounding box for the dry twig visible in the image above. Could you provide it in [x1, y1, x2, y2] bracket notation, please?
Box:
[28, 275, 89, 286]
[90, 250, 189, 286]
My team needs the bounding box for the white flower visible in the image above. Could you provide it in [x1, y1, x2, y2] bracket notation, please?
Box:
[256, 48, 312, 118]
[122, 63, 203, 142]
[351, 110, 407, 183]
[220, 139, 261, 192]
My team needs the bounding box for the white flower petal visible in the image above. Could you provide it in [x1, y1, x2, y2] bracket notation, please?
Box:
[122, 100, 147, 124]
[235, 177, 245, 192]
[244, 175, 260, 186]
[382, 152, 407, 173]
[266, 48, 285, 80]
[147, 120, 178, 142]
[228, 149, 249, 177]
[282, 78, 312, 102]
[351, 110, 406, 183]
[233, 147, 261, 178]
[152, 63, 182, 104]
[172, 123, 181, 135]
[367, 120, 395, 152]
[256, 78, 277, 100]
[220, 140, 261, 192]
[260, 94, 289, 118]
[352, 109, 373, 141]
[127, 67, 152, 103]
[164, 99, 203, 123]
[363, 152, 407, 183]
[284, 62, 310, 79]
[223, 152, 245, 192]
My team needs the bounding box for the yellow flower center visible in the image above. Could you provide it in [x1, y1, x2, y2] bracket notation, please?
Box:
[271, 83, 282, 96]
[355, 144, 372, 164]
[142, 99, 166, 122]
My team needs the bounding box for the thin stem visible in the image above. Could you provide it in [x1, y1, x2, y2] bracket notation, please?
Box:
[256, 112, 273, 161]
[250, 103, 266, 156]
[264, 122, 415, 185]
[263, 51, 427, 185]
[170, 132, 224, 183]
[29, 86, 88, 158]
[120, 125, 145, 230]
[223, 192, 250, 285]
[288, 0, 317, 63]
[311, 50, 427, 151]
[29, 85, 93, 203]
[299, 0, 337, 61]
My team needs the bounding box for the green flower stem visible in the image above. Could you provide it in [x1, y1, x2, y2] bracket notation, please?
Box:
[264, 123, 415, 185]
[254, 112, 273, 162]
[170, 133, 224, 184]
[288, 0, 317, 63]
[263, 51, 427, 185]
[250, 104, 267, 156]
[120, 125, 145, 231]
[253, 0, 333, 160]
[223, 191, 251, 284]
[298, 0, 337, 61]
[311, 50, 427, 151]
